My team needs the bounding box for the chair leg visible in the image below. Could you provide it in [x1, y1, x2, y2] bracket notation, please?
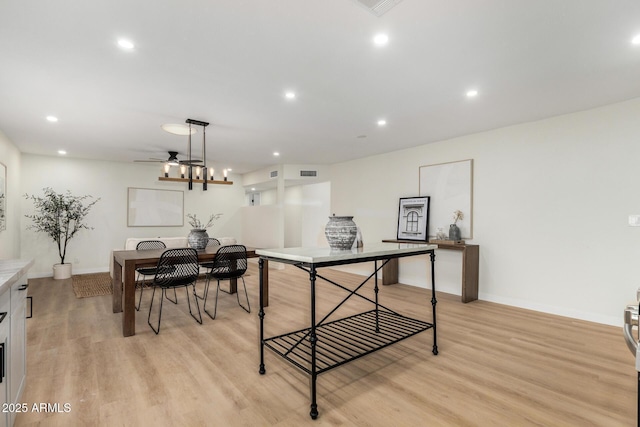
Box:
[203, 278, 221, 320]
[214, 279, 221, 319]
[136, 274, 146, 311]
[147, 287, 164, 335]
[164, 287, 178, 304]
[236, 276, 251, 313]
[218, 282, 233, 295]
[185, 283, 203, 325]
[196, 273, 210, 300]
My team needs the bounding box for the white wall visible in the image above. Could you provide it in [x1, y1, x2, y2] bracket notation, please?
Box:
[0, 130, 22, 259]
[242, 181, 330, 249]
[330, 97, 640, 326]
[20, 154, 245, 277]
[283, 182, 331, 248]
[284, 186, 303, 247]
[300, 181, 331, 247]
[241, 205, 282, 249]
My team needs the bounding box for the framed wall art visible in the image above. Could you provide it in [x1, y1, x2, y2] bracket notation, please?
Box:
[396, 196, 430, 241]
[419, 159, 473, 239]
[127, 187, 184, 227]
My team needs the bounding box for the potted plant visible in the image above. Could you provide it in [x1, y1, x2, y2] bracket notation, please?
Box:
[24, 187, 100, 279]
[186, 213, 222, 250]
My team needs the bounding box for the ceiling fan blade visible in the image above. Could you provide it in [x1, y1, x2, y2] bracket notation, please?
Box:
[134, 159, 164, 163]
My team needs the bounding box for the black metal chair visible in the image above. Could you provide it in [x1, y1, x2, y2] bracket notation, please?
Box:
[147, 248, 202, 334]
[203, 244, 250, 319]
[199, 238, 221, 270]
[196, 238, 222, 300]
[135, 240, 169, 311]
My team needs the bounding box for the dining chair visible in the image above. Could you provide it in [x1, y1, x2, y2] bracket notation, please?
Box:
[202, 244, 250, 319]
[135, 240, 169, 311]
[147, 248, 202, 334]
[199, 238, 221, 270]
[196, 238, 222, 299]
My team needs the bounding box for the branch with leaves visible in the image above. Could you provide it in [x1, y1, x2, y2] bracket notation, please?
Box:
[452, 210, 464, 225]
[24, 188, 100, 264]
[186, 213, 222, 229]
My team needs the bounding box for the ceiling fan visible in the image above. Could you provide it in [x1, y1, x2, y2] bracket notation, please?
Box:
[134, 151, 202, 166]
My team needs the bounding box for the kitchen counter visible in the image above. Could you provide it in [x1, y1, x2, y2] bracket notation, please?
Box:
[0, 259, 34, 296]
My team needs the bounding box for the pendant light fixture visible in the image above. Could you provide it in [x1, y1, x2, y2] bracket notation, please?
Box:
[158, 118, 232, 189]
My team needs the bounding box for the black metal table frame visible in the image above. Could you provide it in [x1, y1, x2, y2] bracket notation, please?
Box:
[258, 248, 438, 420]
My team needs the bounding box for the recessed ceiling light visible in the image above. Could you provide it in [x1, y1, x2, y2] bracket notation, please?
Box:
[273, 152, 280, 156]
[373, 33, 389, 46]
[161, 124, 197, 135]
[466, 89, 479, 98]
[357, 135, 367, 139]
[58, 150, 66, 155]
[118, 39, 135, 50]
[46, 116, 58, 122]
[285, 91, 296, 100]
[377, 119, 387, 126]
[632, 34, 640, 45]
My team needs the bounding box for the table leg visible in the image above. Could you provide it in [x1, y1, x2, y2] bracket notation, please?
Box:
[309, 265, 318, 420]
[461, 246, 479, 303]
[381, 258, 398, 285]
[259, 258, 266, 375]
[430, 251, 438, 355]
[261, 259, 269, 308]
[123, 261, 137, 337]
[112, 258, 123, 313]
[229, 277, 238, 294]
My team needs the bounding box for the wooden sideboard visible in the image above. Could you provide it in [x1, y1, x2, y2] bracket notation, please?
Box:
[382, 239, 479, 303]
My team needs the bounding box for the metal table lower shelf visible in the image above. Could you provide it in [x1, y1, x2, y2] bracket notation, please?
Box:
[264, 309, 434, 375]
[257, 242, 438, 420]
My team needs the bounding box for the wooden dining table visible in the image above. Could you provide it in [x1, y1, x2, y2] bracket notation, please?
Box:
[112, 246, 267, 337]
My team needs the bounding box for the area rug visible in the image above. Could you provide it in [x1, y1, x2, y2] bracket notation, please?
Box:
[72, 273, 113, 298]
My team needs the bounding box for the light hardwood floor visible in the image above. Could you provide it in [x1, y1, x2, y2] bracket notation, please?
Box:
[15, 264, 637, 426]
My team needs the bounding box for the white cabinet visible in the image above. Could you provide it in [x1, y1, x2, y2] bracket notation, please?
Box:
[0, 289, 10, 427]
[0, 260, 32, 427]
[9, 276, 27, 427]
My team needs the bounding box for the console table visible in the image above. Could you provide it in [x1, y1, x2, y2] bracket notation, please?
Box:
[256, 242, 438, 420]
[382, 239, 479, 303]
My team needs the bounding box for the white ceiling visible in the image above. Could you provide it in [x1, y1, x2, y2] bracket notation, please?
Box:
[1, 0, 640, 174]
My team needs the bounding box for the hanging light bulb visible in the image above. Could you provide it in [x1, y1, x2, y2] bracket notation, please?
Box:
[210, 168, 214, 180]
[180, 164, 186, 178]
[195, 166, 201, 179]
[163, 163, 170, 177]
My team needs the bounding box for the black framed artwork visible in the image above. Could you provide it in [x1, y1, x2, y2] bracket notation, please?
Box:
[396, 196, 430, 241]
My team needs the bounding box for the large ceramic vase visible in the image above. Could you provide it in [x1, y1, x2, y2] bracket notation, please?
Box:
[188, 229, 209, 250]
[53, 263, 72, 280]
[325, 215, 358, 250]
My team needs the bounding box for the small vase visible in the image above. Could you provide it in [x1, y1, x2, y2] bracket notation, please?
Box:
[188, 229, 209, 250]
[325, 215, 358, 250]
[449, 224, 461, 241]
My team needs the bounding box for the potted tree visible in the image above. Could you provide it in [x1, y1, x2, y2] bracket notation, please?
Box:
[24, 187, 100, 279]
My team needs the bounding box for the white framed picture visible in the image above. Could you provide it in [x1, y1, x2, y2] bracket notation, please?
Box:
[419, 159, 473, 239]
[127, 187, 184, 227]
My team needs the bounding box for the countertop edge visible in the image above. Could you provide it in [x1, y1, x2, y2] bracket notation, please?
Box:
[0, 259, 35, 296]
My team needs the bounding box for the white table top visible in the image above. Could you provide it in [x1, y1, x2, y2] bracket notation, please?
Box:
[256, 242, 437, 264]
